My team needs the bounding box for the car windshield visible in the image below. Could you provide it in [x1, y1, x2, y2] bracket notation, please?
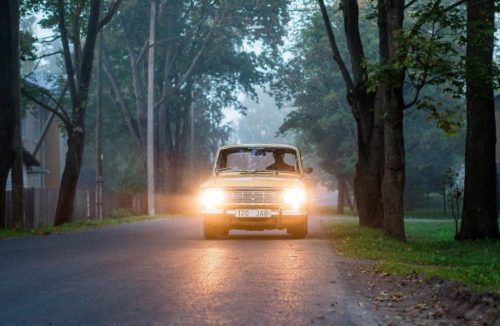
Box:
[216, 147, 300, 173]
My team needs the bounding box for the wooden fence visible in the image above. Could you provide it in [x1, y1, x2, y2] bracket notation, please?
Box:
[4, 189, 148, 228]
[3, 189, 200, 227]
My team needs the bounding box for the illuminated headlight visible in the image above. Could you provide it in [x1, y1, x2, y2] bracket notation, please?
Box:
[283, 188, 306, 207]
[200, 188, 225, 209]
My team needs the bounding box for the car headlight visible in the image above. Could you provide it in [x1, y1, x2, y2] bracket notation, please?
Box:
[200, 188, 225, 209]
[283, 188, 306, 207]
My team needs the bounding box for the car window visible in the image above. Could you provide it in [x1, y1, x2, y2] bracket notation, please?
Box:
[217, 148, 299, 173]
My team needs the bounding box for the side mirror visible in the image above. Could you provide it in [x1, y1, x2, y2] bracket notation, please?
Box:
[304, 167, 313, 174]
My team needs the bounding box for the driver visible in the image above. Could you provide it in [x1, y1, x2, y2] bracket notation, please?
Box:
[266, 151, 295, 172]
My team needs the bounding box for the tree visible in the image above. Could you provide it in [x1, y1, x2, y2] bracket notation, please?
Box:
[281, 4, 466, 219]
[404, 105, 464, 206]
[457, 0, 499, 240]
[276, 12, 358, 213]
[53, 0, 122, 225]
[0, 0, 23, 228]
[22, 0, 122, 225]
[379, 0, 406, 240]
[146, 0, 156, 216]
[317, 0, 385, 228]
[315, 0, 471, 239]
[102, 0, 290, 194]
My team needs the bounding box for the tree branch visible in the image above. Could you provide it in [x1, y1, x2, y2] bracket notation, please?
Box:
[134, 39, 149, 65]
[57, 0, 78, 110]
[120, 18, 146, 137]
[341, 0, 366, 87]
[409, 0, 468, 36]
[102, 51, 143, 146]
[24, 51, 62, 61]
[405, 20, 442, 109]
[36, 35, 61, 43]
[174, 10, 225, 93]
[71, 1, 84, 77]
[76, 0, 101, 123]
[98, 0, 123, 31]
[21, 86, 71, 129]
[404, 0, 419, 9]
[317, 0, 354, 91]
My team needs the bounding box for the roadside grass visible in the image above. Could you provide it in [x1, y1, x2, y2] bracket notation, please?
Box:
[404, 210, 451, 219]
[327, 218, 500, 292]
[0, 215, 167, 239]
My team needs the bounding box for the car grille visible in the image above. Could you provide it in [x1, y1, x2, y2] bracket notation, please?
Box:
[226, 189, 282, 204]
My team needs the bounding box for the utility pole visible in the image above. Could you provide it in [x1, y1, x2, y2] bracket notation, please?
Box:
[11, 0, 23, 228]
[147, 0, 156, 216]
[95, 8, 104, 220]
[189, 90, 194, 178]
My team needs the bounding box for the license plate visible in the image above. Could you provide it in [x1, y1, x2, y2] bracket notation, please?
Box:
[234, 209, 272, 218]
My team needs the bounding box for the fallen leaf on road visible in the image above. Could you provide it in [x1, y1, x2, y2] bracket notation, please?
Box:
[414, 303, 428, 311]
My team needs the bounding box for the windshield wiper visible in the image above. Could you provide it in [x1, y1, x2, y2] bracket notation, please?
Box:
[239, 169, 276, 174]
[216, 167, 241, 172]
[217, 168, 234, 172]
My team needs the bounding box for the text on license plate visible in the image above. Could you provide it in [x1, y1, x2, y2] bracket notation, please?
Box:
[234, 209, 272, 218]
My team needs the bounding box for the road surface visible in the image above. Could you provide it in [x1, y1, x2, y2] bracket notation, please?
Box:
[0, 216, 376, 325]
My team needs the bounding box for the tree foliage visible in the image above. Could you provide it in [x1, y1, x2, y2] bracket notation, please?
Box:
[278, 2, 467, 225]
[97, 0, 290, 193]
[21, 0, 122, 224]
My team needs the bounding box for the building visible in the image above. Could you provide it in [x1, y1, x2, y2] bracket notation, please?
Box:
[20, 105, 66, 190]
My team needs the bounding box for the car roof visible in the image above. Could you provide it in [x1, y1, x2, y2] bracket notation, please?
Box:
[219, 144, 300, 152]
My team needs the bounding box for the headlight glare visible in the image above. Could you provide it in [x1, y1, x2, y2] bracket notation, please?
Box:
[283, 188, 306, 207]
[200, 188, 225, 209]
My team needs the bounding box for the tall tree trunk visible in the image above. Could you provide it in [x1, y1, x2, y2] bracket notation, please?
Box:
[54, 0, 102, 224]
[382, 86, 406, 240]
[0, 0, 20, 228]
[337, 175, 345, 214]
[457, 0, 499, 240]
[166, 151, 187, 194]
[11, 115, 23, 228]
[54, 132, 85, 225]
[95, 18, 104, 220]
[0, 174, 8, 228]
[344, 0, 384, 228]
[167, 155, 180, 194]
[353, 96, 385, 228]
[157, 101, 169, 192]
[381, 0, 406, 241]
[345, 179, 354, 211]
[147, 0, 156, 216]
[318, 0, 384, 229]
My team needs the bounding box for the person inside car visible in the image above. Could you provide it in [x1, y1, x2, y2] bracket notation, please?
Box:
[266, 151, 296, 172]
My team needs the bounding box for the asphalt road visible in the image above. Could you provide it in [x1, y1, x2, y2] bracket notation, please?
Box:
[0, 216, 377, 326]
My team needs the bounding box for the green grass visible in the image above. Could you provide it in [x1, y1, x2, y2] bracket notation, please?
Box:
[404, 210, 451, 219]
[327, 218, 500, 292]
[0, 215, 166, 239]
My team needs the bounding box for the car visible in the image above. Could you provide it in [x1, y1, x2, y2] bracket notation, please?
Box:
[199, 144, 313, 239]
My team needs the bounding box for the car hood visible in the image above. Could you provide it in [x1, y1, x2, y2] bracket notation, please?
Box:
[201, 173, 306, 189]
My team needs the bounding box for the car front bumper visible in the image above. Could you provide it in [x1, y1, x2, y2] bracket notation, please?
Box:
[202, 208, 308, 230]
